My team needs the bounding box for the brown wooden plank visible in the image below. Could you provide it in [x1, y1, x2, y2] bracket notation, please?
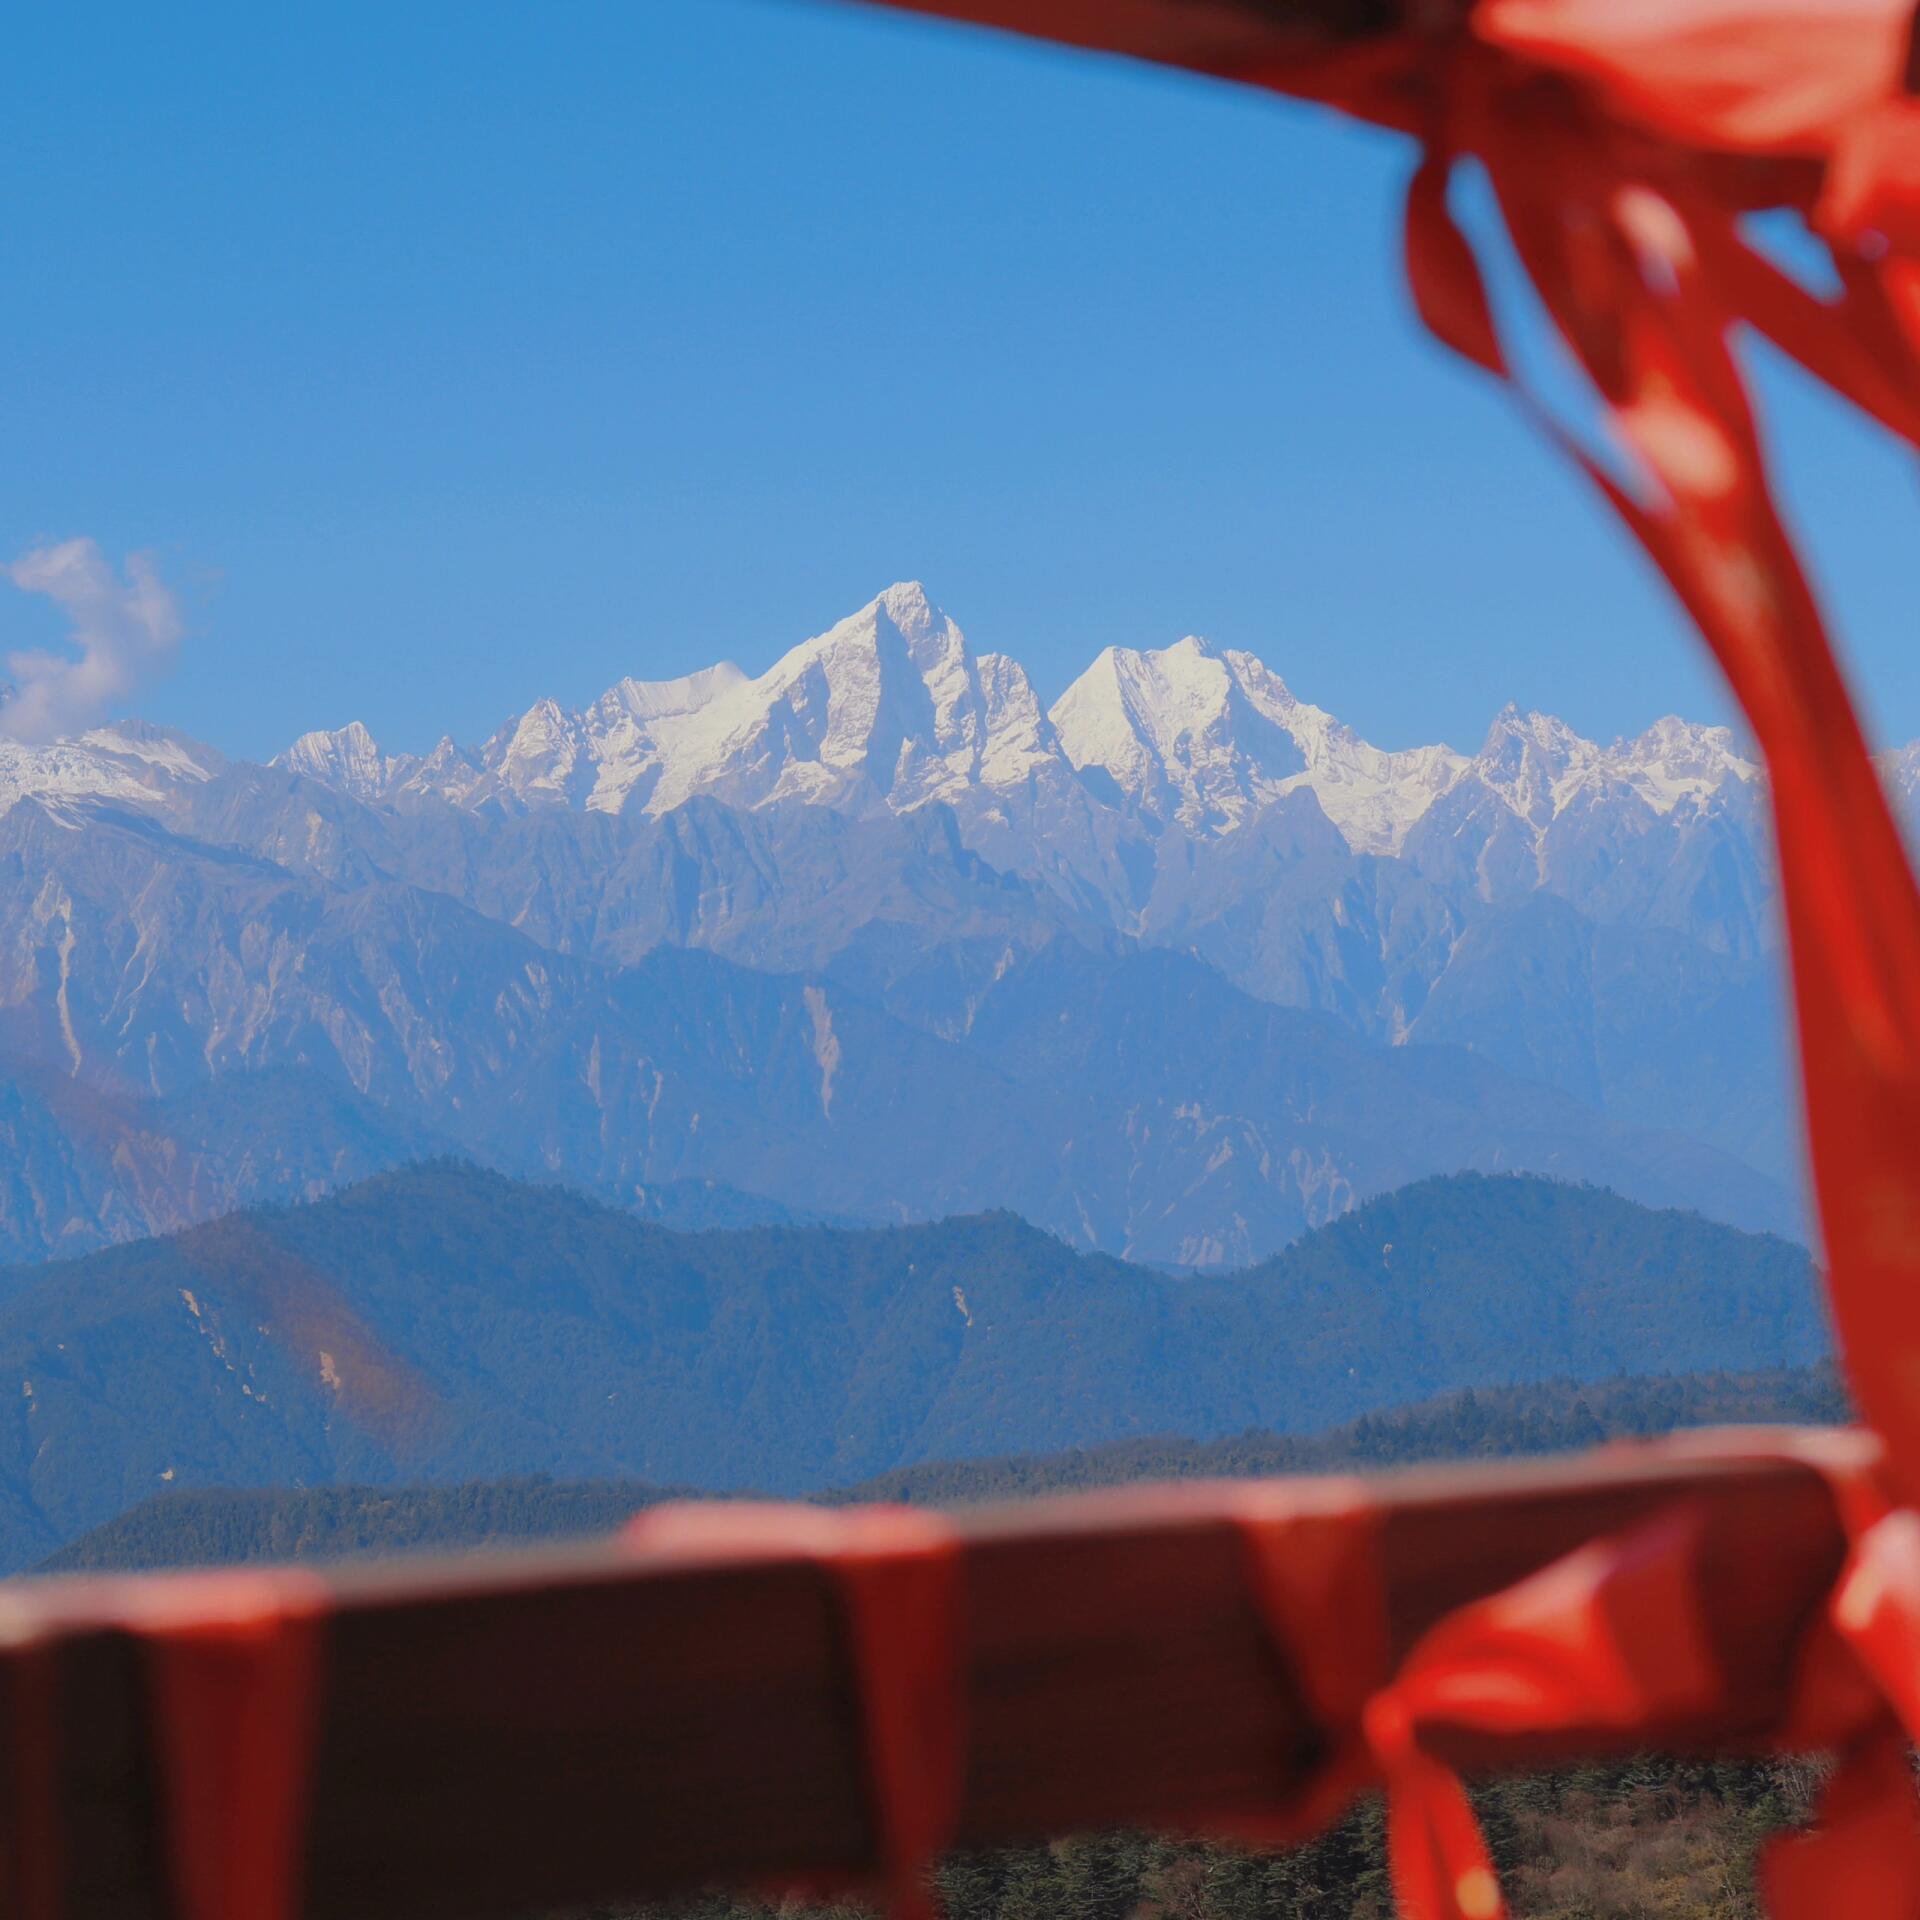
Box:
[0, 1442, 1859, 1920]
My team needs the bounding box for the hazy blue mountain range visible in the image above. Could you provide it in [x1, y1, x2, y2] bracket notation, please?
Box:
[0, 1163, 1825, 1568]
[0, 580, 1889, 1264]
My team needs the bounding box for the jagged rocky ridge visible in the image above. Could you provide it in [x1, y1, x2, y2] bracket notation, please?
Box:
[1, 582, 1898, 1266]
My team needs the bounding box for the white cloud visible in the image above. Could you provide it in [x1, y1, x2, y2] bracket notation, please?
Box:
[0, 539, 184, 744]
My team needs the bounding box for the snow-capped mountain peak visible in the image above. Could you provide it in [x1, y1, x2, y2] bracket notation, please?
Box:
[1464, 706, 1756, 827]
[1050, 633, 1466, 853]
[875, 577, 940, 640]
[277, 721, 397, 802]
[1616, 716, 1757, 814]
[1468, 705, 1590, 826]
[1050, 635, 1298, 828]
[713, 582, 967, 802]
[593, 581, 1067, 819]
[488, 697, 588, 807]
[239, 586, 1790, 872]
[0, 720, 223, 820]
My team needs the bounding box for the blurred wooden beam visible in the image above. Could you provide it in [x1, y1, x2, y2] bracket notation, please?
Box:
[0, 1442, 1849, 1920]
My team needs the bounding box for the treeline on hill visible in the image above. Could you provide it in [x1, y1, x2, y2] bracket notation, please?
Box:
[850, 1365, 1847, 1506]
[35, 1478, 698, 1575]
[40, 1362, 1844, 1573]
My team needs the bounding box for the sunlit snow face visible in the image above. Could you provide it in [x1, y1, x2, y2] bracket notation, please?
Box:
[2, 580, 1772, 862]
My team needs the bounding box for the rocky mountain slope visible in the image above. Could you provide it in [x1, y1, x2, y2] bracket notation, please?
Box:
[0, 582, 1881, 1261]
[0, 790, 1791, 1266]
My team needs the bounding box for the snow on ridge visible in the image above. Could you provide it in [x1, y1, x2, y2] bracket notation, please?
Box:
[1049, 631, 1467, 854]
[199, 583, 1832, 861]
[277, 721, 396, 801]
[0, 582, 1800, 867]
[250, 588, 1774, 857]
[1464, 703, 1757, 828]
[77, 720, 222, 783]
[0, 722, 223, 821]
[597, 661, 749, 723]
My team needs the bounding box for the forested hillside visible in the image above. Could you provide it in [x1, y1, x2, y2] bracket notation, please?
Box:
[43, 1361, 1842, 1572]
[0, 1163, 1825, 1565]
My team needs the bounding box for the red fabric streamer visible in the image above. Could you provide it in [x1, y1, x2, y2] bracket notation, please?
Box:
[1472, 0, 1917, 158]
[1383, 10, 1920, 1521]
[1219, 1479, 1391, 1841]
[1295, 1431, 1920, 1920]
[11, 13, 1920, 1919]
[626, 1503, 965, 1920]
[1364, 1504, 1729, 1920]
[674, 11, 1920, 1905]
[130, 1571, 332, 1920]
[868, 0, 1920, 1527]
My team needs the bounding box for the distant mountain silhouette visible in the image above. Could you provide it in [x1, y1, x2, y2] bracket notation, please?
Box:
[0, 1161, 1825, 1568]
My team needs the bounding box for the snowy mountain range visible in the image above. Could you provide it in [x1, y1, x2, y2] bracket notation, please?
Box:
[0, 581, 1890, 1271]
[261, 581, 1771, 865]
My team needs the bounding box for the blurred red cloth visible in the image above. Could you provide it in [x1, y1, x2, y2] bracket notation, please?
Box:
[867, 0, 1920, 1576]
[45, 9, 1920, 1919]
[861, 2, 1920, 1910]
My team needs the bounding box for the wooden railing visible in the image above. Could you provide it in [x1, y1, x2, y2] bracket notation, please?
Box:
[0, 1438, 1850, 1920]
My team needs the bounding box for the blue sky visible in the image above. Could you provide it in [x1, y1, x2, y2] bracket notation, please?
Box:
[4, 0, 1913, 761]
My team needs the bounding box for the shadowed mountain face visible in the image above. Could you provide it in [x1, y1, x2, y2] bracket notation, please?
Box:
[0, 793, 1797, 1269]
[0, 582, 1851, 1264]
[0, 1163, 1826, 1568]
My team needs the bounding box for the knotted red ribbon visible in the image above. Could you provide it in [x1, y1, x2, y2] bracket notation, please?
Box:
[1218, 1478, 1391, 1842]
[1277, 1431, 1920, 1920]
[1363, 1502, 1732, 1920]
[625, 1503, 965, 1920]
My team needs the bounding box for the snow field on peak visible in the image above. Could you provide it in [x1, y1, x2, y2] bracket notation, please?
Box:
[1047, 632, 1469, 853]
[1469, 704, 1758, 827]
[0, 582, 1811, 861]
[0, 724, 222, 819]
